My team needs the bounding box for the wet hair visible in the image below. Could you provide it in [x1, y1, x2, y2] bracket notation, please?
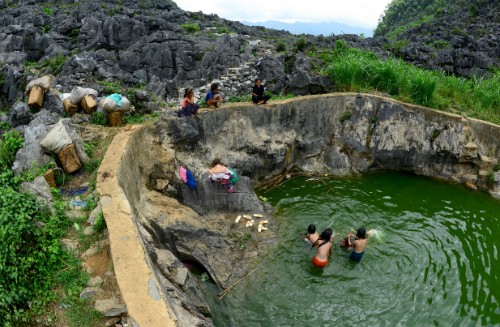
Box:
[314, 228, 332, 248]
[356, 227, 366, 239]
[320, 228, 332, 241]
[307, 224, 316, 234]
[184, 88, 193, 98]
[210, 83, 219, 91]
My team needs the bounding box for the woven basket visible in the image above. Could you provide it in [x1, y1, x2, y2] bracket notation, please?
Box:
[63, 98, 78, 115]
[80, 94, 97, 114]
[58, 143, 82, 174]
[28, 86, 44, 109]
[107, 111, 124, 127]
[44, 169, 56, 187]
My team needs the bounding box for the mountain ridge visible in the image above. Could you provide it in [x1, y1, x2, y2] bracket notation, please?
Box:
[242, 20, 374, 37]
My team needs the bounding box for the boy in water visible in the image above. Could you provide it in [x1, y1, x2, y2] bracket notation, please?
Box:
[344, 228, 367, 261]
[311, 228, 333, 268]
[305, 224, 320, 245]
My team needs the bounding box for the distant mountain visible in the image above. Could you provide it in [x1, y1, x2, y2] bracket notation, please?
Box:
[242, 20, 373, 37]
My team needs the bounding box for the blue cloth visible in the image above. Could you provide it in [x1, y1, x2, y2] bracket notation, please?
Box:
[185, 169, 197, 189]
[107, 93, 123, 107]
[205, 90, 215, 102]
[180, 103, 199, 117]
[61, 186, 89, 196]
[349, 251, 364, 261]
[70, 200, 88, 208]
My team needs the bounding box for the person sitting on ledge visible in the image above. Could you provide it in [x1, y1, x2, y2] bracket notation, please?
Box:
[179, 88, 199, 117]
[251, 78, 271, 105]
[205, 83, 223, 108]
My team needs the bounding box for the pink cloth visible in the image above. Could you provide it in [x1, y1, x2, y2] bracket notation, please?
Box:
[179, 166, 187, 183]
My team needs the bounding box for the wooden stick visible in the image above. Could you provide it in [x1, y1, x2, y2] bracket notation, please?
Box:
[218, 265, 260, 300]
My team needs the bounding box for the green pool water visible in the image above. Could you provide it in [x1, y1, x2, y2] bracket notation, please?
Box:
[202, 172, 500, 326]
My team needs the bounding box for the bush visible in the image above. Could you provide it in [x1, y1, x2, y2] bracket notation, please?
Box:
[0, 129, 24, 170]
[340, 111, 352, 123]
[0, 186, 69, 322]
[276, 39, 286, 52]
[181, 23, 200, 33]
[294, 37, 307, 52]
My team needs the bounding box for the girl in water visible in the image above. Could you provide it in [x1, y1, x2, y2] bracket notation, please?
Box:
[311, 228, 333, 268]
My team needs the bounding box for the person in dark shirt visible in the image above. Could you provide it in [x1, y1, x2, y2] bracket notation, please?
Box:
[251, 78, 271, 104]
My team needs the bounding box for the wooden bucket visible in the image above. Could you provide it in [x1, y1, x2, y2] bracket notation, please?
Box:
[28, 86, 44, 109]
[107, 111, 124, 127]
[57, 143, 82, 174]
[44, 169, 56, 187]
[63, 98, 78, 116]
[80, 94, 97, 114]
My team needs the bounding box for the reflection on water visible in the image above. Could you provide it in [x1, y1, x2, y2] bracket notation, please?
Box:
[203, 172, 500, 327]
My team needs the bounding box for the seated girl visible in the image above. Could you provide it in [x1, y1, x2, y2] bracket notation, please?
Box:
[180, 88, 199, 117]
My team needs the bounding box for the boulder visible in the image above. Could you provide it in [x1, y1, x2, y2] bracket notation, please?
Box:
[7, 101, 33, 127]
[20, 176, 53, 207]
[95, 298, 127, 317]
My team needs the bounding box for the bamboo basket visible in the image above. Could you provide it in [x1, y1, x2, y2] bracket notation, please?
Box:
[58, 143, 82, 174]
[80, 94, 97, 114]
[28, 86, 44, 109]
[44, 169, 56, 187]
[63, 98, 78, 115]
[107, 111, 124, 127]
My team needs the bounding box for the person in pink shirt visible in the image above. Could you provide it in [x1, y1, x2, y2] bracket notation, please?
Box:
[179, 88, 199, 117]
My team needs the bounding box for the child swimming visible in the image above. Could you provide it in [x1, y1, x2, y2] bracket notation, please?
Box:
[311, 228, 333, 268]
[343, 228, 367, 261]
[305, 224, 320, 245]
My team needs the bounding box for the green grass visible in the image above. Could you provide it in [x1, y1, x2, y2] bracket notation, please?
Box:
[316, 40, 500, 124]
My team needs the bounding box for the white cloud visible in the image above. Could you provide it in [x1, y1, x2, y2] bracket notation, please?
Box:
[174, 0, 391, 28]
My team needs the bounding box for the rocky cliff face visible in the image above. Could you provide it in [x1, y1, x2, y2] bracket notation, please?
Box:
[156, 94, 500, 197]
[375, 0, 499, 77]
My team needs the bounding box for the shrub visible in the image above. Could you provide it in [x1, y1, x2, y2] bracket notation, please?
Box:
[0, 187, 70, 323]
[0, 129, 24, 170]
[276, 39, 286, 52]
[181, 23, 200, 33]
[340, 111, 352, 123]
[294, 37, 307, 52]
[216, 26, 231, 34]
[41, 5, 53, 16]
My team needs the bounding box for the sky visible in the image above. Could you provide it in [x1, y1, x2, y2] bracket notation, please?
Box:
[174, 0, 393, 29]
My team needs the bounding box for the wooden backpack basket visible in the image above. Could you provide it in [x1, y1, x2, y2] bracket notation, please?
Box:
[63, 98, 78, 115]
[80, 94, 98, 114]
[57, 143, 82, 174]
[28, 86, 44, 109]
[44, 169, 56, 187]
[107, 111, 124, 127]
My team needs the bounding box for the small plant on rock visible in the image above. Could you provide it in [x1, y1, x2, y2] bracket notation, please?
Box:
[340, 111, 352, 123]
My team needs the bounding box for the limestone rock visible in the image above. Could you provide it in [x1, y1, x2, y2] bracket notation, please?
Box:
[95, 298, 127, 317]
